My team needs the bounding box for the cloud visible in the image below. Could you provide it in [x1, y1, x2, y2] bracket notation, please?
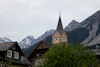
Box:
[0, 0, 100, 41]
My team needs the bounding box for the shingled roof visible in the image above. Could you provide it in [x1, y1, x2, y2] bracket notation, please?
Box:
[28, 41, 52, 60]
[57, 16, 64, 34]
[37, 41, 52, 50]
[0, 42, 16, 51]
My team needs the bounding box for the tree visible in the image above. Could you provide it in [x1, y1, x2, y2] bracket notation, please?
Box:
[43, 43, 99, 67]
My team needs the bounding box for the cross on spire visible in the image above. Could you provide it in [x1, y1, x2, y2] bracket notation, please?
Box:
[59, 10, 61, 16]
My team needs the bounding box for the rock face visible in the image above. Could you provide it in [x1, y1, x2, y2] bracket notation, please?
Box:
[80, 10, 100, 28]
[64, 10, 100, 46]
[65, 20, 80, 31]
[80, 10, 100, 46]
[81, 22, 98, 46]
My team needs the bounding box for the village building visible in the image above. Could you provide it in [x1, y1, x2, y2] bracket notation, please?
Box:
[28, 41, 52, 66]
[28, 15, 68, 66]
[0, 42, 32, 67]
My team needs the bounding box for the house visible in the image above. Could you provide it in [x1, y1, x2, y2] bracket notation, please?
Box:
[0, 42, 32, 67]
[28, 41, 52, 66]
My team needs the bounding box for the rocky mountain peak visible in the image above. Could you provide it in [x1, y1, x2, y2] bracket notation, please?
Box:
[19, 35, 36, 48]
[65, 20, 79, 31]
[68, 20, 79, 26]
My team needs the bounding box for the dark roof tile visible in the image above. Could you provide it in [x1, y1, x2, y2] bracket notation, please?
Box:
[0, 42, 17, 51]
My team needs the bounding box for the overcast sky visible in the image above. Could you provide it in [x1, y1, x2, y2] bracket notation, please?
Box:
[0, 0, 100, 42]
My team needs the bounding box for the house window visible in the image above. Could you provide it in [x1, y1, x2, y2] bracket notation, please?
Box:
[55, 37, 58, 41]
[7, 50, 12, 58]
[14, 51, 19, 59]
[63, 37, 65, 42]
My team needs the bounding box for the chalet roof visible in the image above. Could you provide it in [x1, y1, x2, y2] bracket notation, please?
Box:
[28, 41, 52, 60]
[37, 41, 52, 50]
[0, 42, 17, 51]
[57, 16, 64, 34]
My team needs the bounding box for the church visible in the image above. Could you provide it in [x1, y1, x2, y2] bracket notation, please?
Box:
[52, 15, 68, 44]
[28, 14, 68, 66]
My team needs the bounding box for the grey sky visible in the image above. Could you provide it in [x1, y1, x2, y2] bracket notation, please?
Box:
[0, 0, 100, 42]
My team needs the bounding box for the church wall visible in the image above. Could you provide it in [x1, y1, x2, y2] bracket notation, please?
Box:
[61, 31, 68, 43]
[52, 31, 61, 44]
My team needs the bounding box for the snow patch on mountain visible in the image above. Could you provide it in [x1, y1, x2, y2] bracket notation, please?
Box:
[19, 29, 55, 48]
[19, 35, 36, 48]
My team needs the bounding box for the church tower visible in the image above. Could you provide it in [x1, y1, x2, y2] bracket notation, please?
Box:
[52, 14, 68, 44]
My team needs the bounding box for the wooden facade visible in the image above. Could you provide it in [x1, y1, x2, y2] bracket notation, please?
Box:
[0, 42, 32, 67]
[28, 41, 52, 65]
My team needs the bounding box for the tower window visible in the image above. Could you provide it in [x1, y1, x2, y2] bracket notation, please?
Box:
[63, 37, 65, 42]
[55, 37, 58, 41]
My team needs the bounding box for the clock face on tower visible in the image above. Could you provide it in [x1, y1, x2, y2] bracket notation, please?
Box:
[55, 37, 58, 42]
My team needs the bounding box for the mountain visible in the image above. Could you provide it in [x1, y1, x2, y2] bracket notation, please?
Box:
[65, 20, 80, 31]
[80, 10, 100, 46]
[66, 10, 100, 46]
[0, 37, 12, 43]
[21, 29, 55, 57]
[36, 29, 55, 42]
[19, 29, 55, 49]
[19, 35, 36, 48]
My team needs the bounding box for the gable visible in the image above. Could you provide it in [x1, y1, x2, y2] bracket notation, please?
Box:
[28, 41, 52, 61]
[52, 30, 61, 38]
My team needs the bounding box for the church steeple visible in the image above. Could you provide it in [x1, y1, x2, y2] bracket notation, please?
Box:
[57, 13, 63, 34]
[52, 11, 68, 44]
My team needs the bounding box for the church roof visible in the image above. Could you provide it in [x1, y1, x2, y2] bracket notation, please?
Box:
[57, 16, 64, 34]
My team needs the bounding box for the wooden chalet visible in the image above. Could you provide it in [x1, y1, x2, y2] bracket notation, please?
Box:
[0, 42, 32, 67]
[28, 41, 52, 66]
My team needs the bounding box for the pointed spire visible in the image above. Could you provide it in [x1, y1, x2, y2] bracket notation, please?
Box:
[57, 11, 63, 34]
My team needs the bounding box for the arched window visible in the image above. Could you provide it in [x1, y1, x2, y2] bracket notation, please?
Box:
[63, 37, 65, 42]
